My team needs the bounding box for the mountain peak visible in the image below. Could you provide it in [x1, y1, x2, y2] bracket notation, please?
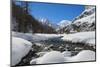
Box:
[57, 20, 71, 28]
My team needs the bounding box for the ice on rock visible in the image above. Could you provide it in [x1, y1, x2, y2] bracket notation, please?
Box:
[11, 37, 32, 66]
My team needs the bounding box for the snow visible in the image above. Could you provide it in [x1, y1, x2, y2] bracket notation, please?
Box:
[62, 31, 95, 45]
[29, 33, 62, 42]
[12, 31, 62, 42]
[30, 51, 65, 64]
[36, 52, 49, 57]
[65, 50, 95, 62]
[11, 37, 32, 66]
[73, 13, 95, 25]
[30, 50, 95, 64]
[12, 32, 34, 42]
[57, 20, 71, 29]
[62, 51, 71, 57]
[12, 31, 95, 65]
[39, 18, 52, 26]
[12, 31, 95, 46]
[85, 6, 95, 16]
[35, 33, 61, 38]
[34, 43, 43, 46]
[73, 6, 95, 26]
[86, 38, 95, 46]
[30, 58, 37, 64]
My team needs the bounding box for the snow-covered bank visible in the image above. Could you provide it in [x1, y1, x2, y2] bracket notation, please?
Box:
[12, 32, 34, 42]
[65, 50, 95, 62]
[11, 37, 32, 66]
[12, 31, 95, 46]
[30, 51, 65, 64]
[12, 32, 62, 42]
[62, 31, 95, 45]
[12, 31, 96, 66]
[30, 50, 95, 64]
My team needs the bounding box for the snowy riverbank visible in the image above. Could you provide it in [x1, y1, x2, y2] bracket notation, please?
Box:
[11, 31, 96, 66]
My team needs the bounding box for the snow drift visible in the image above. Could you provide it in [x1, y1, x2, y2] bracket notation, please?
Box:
[62, 31, 95, 45]
[30, 51, 65, 64]
[11, 37, 32, 66]
[12, 32, 34, 42]
[30, 50, 95, 64]
[65, 50, 95, 62]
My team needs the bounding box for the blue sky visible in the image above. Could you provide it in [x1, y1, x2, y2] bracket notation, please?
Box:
[15, 1, 85, 24]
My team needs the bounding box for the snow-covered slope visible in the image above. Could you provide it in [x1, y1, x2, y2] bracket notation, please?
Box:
[11, 37, 32, 66]
[72, 6, 95, 31]
[58, 6, 95, 33]
[73, 6, 95, 22]
[65, 50, 95, 62]
[73, 13, 95, 25]
[73, 6, 95, 26]
[62, 31, 95, 46]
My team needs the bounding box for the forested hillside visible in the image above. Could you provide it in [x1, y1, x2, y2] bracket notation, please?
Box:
[12, 2, 56, 33]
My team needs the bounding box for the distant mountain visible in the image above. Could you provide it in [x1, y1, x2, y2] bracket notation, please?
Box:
[39, 18, 52, 27]
[57, 20, 71, 29]
[39, 18, 59, 29]
[58, 6, 95, 34]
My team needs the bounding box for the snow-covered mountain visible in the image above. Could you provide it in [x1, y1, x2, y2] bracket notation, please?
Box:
[58, 6, 96, 34]
[57, 20, 71, 29]
[72, 6, 95, 31]
[39, 18, 52, 26]
[73, 6, 95, 24]
[39, 18, 59, 29]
